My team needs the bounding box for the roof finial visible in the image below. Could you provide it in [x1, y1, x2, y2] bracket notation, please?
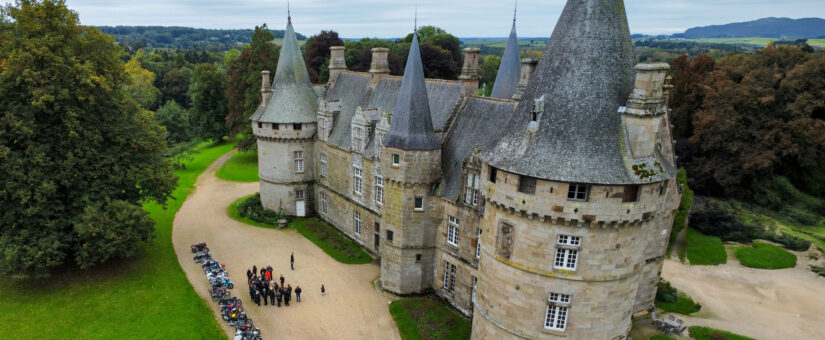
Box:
[414, 5, 418, 33]
[513, 0, 518, 25]
[287, 0, 291, 23]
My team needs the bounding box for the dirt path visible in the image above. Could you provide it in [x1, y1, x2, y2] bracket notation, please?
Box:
[662, 257, 825, 340]
[171, 152, 400, 340]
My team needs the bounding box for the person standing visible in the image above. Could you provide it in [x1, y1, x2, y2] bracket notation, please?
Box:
[282, 287, 289, 306]
[321, 284, 325, 296]
[290, 252, 294, 270]
[295, 286, 302, 302]
[265, 270, 271, 281]
[248, 282, 255, 300]
[253, 289, 261, 307]
[275, 287, 283, 307]
[262, 284, 268, 306]
[252, 265, 257, 276]
[279, 274, 285, 287]
[246, 268, 252, 283]
[268, 288, 275, 307]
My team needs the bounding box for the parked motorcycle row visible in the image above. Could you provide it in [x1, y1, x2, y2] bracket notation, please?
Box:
[193, 242, 262, 340]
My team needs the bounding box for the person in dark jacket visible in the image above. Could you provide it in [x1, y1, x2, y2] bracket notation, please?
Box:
[282, 287, 289, 306]
[252, 265, 257, 276]
[262, 284, 268, 306]
[246, 269, 253, 283]
[321, 284, 325, 296]
[279, 274, 285, 287]
[295, 286, 302, 302]
[290, 252, 295, 270]
[260, 268, 265, 277]
[268, 288, 275, 307]
[275, 288, 282, 307]
[253, 289, 261, 306]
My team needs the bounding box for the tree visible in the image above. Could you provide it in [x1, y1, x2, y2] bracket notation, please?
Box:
[124, 55, 161, 110]
[479, 55, 502, 96]
[155, 100, 193, 144]
[0, 0, 176, 277]
[225, 24, 280, 150]
[304, 30, 344, 83]
[190, 63, 229, 141]
[402, 26, 461, 79]
[668, 54, 715, 139]
[344, 38, 404, 75]
[159, 67, 192, 108]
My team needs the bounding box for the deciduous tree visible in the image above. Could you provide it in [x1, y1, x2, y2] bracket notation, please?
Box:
[304, 30, 344, 83]
[190, 63, 229, 141]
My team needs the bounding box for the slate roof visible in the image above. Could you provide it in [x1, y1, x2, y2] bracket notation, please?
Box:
[381, 33, 441, 150]
[441, 97, 518, 200]
[484, 0, 673, 185]
[490, 21, 521, 99]
[326, 72, 372, 148]
[252, 18, 318, 124]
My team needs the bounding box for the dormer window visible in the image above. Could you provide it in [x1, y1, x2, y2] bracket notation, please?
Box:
[623, 185, 639, 203]
[531, 95, 545, 122]
[392, 154, 400, 166]
[272, 123, 279, 130]
[567, 183, 589, 201]
[293, 123, 302, 131]
[258, 122, 262, 129]
[352, 126, 364, 151]
[465, 173, 480, 206]
[518, 176, 537, 195]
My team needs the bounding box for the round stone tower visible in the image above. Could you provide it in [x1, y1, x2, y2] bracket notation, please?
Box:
[472, 0, 679, 338]
[251, 16, 318, 217]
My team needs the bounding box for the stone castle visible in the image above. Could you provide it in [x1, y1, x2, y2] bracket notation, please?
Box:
[252, 0, 681, 338]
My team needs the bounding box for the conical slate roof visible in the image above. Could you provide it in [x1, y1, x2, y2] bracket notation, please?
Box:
[490, 20, 521, 99]
[484, 0, 643, 184]
[381, 33, 440, 150]
[253, 18, 318, 124]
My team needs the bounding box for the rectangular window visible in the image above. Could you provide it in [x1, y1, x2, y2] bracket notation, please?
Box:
[567, 183, 589, 201]
[272, 123, 279, 130]
[258, 122, 262, 129]
[518, 176, 537, 194]
[376, 133, 383, 159]
[414, 197, 424, 210]
[475, 228, 482, 259]
[416, 254, 422, 262]
[293, 123, 302, 131]
[489, 166, 497, 183]
[447, 216, 460, 247]
[295, 189, 304, 199]
[294, 151, 304, 173]
[353, 166, 363, 195]
[465, 173, 480, 206]
[623, 185, 639, 203]
[544, 293, 570, 331]
[353, 127, 363, 151]
[320, 192, 328, 214]
[392, 153, 400, 165]
[554, 235, 581, 271]
[659, 183, 667, 196]
[386, 230, 394, 243]
[443, 261, 456, 292]
[320, 154, 327, 177]
[374, 176, 384, 205]
[353, 211, 361, 235]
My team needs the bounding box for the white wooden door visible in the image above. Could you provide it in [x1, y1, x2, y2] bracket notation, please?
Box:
[296, 200, 306, 217]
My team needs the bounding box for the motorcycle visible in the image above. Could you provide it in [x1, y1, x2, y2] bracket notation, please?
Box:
[210, 277, 234, 290]
[191, 242, 208, 253]
[193, 252, 211, 263]
[219, 297, 242, 307]
[209, 287, 231, 301]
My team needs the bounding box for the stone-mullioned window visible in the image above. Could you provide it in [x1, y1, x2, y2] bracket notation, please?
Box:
[374, 176, 384, 205]
[353, 210, 361, 235]
[544, 293, 571, 331]
[475, 228, 482, 259]
[443, 261, 456, 292]
[465, 173, 480, 206]
[320, 191, 328, 214]
[294, 151, 304, 173]
[447, 216, 460, 247]
[567, 183, 589, 201]
[320, 154, 327, 177]
[353, 166, 363, 195]
[554, 235, 580, 271]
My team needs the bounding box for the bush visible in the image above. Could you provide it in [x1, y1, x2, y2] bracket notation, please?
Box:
[668, 168, 694, 257]
[735, 242, 797, 269]
[237, 194, 287, 225]
[655, 279, 700, 314]
[762, 232, 811, 251]
[811, 264, 825, 277]
[656, 279, 678, 303]
[688, 326, 755, 340]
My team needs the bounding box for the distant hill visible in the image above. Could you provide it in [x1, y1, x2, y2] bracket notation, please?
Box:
[96, 26, 307, 51]
[682, 17, 825, 39]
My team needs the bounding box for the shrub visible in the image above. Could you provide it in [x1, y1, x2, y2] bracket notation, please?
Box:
[809, 264, 825, 277]
[656, 279, 678, 303]
[688, 326, 755, 340]
[761, 232, 811, 251]
[237, 194, 287, 225]
[668, 168, 694, 257]
[735, 242, 797, 269]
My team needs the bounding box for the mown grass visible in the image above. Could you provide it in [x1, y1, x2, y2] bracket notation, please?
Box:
[735, 242, 797, 269]
[668, 168, 694, 259]
[0, 140, 234, 339]
[226, 196, 372, 264]
[215, 150, 259, 182]
[389, 298, 471, 340]
[689, 326, 755, 340]
[655, 292, 700, 315]
[686, 228, 727, 265]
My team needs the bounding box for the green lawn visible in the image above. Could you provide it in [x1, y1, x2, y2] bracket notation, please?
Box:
[735, 242, 797, 269]
[689, 326, 755, 340]
[686, 228, 727, 265]
[649, 336, 677, 340]
[226, 195, 373, 264]
[389, 298, 471, 340]
[0, 140, 234, 338]
[216, 150, 259, 182]
[655, 292, 700, 315]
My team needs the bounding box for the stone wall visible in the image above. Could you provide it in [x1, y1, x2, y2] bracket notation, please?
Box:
[255, 122, 316, 216]
[433, 200, 483, 316]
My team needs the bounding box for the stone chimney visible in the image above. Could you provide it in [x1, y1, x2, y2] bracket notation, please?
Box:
[513, 58, 538, 100]
[328, 46, 347, 84]
[459, 47, 481, 96]
[261, 70, 272, 104]
[369, 47, 390, 83]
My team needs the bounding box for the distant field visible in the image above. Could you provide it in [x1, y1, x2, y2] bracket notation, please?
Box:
[690, 38, 825, 48]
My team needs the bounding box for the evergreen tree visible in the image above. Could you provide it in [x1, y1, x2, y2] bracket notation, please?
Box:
[0, 0, 176, 277]
[189, 63, 228, 141]
[225, 24, 279, 150]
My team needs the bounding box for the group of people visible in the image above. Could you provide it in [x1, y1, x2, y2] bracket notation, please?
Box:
[245, 253, 325, 309]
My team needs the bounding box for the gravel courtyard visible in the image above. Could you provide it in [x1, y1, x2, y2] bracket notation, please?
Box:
[172, 152, 400, 339]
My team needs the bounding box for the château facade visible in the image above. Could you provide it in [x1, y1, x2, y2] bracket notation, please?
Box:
[252, 1, 682, 338]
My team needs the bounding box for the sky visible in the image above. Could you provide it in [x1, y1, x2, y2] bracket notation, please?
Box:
[5, 0, 824, 38]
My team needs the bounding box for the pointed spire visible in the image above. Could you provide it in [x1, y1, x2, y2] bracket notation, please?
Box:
[254, 14, 318, 123]
[287, 0, 291, 23]
[381, 32, 440, 150]
[490, 1, 521, 99]
[485, 0, 639, 184]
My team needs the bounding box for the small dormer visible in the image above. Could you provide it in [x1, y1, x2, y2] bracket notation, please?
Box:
[375, 113, 390, 160]
[351, 107, 370, 154]
[317, 99, 340, 142]
[528, 95, 545, 132]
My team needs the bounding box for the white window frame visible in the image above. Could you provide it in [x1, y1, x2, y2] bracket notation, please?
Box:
[544, 293, 571, 331]
[320, 154, 327, 177]
[295, 189, 304, 199]
[376, 133, 384, 159]
[465, 173, 480, 206]
[353, 166, 363, 195]
[294, 151, 304, 173]
[353, 211, 361, 235]
[567, 183, 589, 201]
[475, 228, 482, 259]
[554, 235, 581, 271]
[320, 192, 328, 214]
[447, 216, 460, 247]
[414, 197, 424, 211]
[374, 176, 384, 205]
[443, 261, 456, 292]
